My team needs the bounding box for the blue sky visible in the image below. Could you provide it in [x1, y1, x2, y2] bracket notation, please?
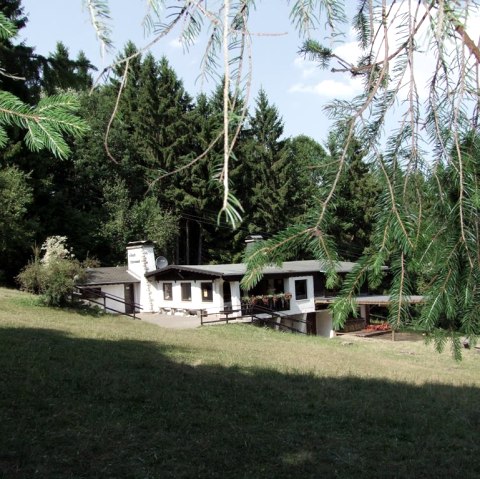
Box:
[19, 1, 358, 145]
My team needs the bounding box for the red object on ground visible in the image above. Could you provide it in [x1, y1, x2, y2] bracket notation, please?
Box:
[365, 323, 390, 331]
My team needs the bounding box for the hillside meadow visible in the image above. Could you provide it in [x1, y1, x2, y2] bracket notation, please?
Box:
[1, 287, 479, 478]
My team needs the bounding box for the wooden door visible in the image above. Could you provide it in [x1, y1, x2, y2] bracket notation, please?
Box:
[124, 283, 135, 314]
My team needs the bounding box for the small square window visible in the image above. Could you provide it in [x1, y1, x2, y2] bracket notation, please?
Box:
[201, 282, 213, 302]
[295, 279, 308, 300]
[163, 283, 173, 301]
[181, 283, 192, 301]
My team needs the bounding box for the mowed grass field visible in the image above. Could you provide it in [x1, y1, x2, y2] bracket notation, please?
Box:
[1, 287, 479, 479]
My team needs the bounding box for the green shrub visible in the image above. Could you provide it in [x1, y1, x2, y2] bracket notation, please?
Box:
[15, 258, 44, 295]
[17, 257, 86, 307]
[16, 236, 87, 307]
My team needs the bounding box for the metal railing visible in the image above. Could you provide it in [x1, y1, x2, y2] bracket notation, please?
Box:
[200, 308, 242, 325]
[247, 304, 307, 334]
[73, 286, 142, 319]
[199, 304, 307, 334]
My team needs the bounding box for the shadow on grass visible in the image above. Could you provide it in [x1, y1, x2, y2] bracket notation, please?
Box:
[1, 327, 479, 478]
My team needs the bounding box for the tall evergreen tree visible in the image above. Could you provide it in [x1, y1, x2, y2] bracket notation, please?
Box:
[241, 89, 297, 235]
[0, 165, 33, 282]
[323, 132, 380, 260]
[70, 47, 192, 264]
[0, 0, 40, 103]
[0, 1, 88, 282]
[41, 42, 96, 94]
[171, 84, 237, 265]
[282, 134, 327, 221]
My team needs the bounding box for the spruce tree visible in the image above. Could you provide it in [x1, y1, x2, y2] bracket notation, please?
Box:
[323, 132, 380, 261]
[0, 1, 88, 282]
[242, 89, 291, 234]
[0, 166, 33, 282]
[41, 42, 96, 95]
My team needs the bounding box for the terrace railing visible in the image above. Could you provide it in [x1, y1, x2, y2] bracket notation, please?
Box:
[247, 304, 307, 334]
[200, 303, 306, 334]
[240, 296, 291, 314]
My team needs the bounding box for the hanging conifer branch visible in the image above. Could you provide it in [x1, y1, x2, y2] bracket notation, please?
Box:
[77, 1, 480, 356]
[103, 57, 130, 164]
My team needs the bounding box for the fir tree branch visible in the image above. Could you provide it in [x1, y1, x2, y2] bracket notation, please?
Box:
[84, 0, 113, 56]
[0, 12, 16, 40]
[328, 1, 433, 75]
[447, 11, 480, 64]
[220, 0, 232, 223]
[146, 131, 224, 189]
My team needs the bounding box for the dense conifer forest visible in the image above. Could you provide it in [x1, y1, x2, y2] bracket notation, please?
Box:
[0, 0, 379, 284]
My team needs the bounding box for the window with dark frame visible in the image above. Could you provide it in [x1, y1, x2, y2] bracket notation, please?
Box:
[201, 282, 213, 302]
[163, 283, 173, 301]
[295, 279, 308, 300]
[181, 282, 192, 301]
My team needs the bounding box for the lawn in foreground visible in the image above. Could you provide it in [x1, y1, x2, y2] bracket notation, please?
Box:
[1, 288, 479, 478]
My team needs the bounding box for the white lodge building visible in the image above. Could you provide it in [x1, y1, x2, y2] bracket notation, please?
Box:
[80, 240, 373, 337]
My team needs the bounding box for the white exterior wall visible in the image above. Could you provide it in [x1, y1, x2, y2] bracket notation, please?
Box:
[284, 275, 316, 314]
[85, 284, 130, 314]
[148, 280, 161, 312]
[229, 281, 242, 318]
[157, 279, 225, 314]
[103, 284, 125, 312]
[280, 314, 308, 334]
[315, 310, 335, 338]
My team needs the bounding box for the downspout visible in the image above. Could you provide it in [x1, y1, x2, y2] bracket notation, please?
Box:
[141, 248, 154, 312]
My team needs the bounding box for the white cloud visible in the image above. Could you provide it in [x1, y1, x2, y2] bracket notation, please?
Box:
[289, 4, 480, 102]
[332, 41, 361, 65]
[289, 77, 363, 99]
[168, 38, 183, 49]
[293, 56, 318, 79]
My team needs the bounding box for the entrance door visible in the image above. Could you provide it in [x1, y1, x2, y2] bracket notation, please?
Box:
[223, 281, 232, 310]
[124, 283, 135, 314]
[306, 312, 317, 335]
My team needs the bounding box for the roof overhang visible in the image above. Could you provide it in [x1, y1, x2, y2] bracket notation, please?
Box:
[315, 295, 424, 306]
[145, 265, 224, 281]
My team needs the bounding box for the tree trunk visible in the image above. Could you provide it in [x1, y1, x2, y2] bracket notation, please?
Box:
[186, 218, 190, 265]
[175, 234, 180, 265]
[197, 222, 202, 264]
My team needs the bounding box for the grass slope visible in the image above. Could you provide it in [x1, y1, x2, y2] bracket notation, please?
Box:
[1, 288, 479, 478]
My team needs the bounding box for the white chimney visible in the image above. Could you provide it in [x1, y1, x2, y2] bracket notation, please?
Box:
[126, 240, 156, 313]
[127, 241, 156, 278]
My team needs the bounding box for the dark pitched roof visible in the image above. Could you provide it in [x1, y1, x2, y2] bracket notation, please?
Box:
[145, 260, 358, 281]
[82, 267, 139, 285]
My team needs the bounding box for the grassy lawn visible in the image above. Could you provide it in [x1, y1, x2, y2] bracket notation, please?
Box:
[1, 287, 479, 478]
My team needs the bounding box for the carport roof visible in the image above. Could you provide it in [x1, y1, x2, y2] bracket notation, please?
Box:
[315, 295, 424, 305]
[82, 267, 139, 285]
